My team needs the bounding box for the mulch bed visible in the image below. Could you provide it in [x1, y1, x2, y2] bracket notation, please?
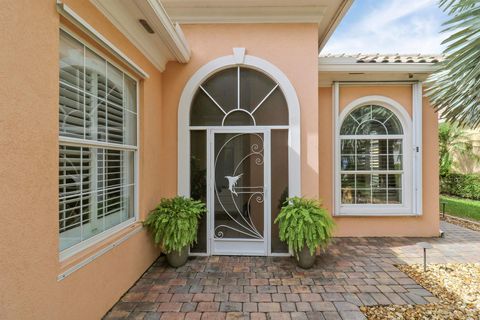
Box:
[441, 214, 480, 232]
[361, 263, 480, 320]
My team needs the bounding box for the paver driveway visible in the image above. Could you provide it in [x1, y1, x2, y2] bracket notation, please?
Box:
[104, 222, 480, 320]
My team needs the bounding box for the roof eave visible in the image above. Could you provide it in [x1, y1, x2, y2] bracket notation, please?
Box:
[91, 0, 191, 72]
[318, 63, 439, 73]
[318, 0, 353, 51]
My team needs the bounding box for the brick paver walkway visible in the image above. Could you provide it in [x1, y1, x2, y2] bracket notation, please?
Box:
[104, 222, 480, 320]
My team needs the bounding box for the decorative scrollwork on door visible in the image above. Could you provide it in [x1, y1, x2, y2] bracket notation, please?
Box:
[214, 133, 264, 239]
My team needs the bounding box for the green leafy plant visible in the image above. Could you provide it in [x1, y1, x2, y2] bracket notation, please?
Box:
[144, 196, 206, 254]
[274, 197, 335, 257]
[441, 173, 480, 200]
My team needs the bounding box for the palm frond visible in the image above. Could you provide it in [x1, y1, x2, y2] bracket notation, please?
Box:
[439, 0, 478, 14]
[426, 0, 480, 128]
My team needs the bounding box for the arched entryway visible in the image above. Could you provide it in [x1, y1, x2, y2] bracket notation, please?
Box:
[178, 49, 301, 256]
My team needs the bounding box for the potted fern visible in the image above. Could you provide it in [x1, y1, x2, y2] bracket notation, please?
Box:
[274, 197, 335, 269]
[144, 196, 206, 267]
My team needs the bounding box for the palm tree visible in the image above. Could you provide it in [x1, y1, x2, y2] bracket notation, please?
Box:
[426, 0, 480, 128]
[438, 122, 478, 176]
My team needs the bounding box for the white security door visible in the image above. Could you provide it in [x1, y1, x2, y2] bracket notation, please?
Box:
[209, 129, 270, 255]
[184, 65, 299, 256]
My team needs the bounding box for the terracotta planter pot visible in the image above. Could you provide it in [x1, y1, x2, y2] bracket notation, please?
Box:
[166, 246, 189, 268]
[295, 246, 316, 269]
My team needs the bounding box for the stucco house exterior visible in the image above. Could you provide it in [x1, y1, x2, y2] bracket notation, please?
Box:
[0, 0, 440, 319]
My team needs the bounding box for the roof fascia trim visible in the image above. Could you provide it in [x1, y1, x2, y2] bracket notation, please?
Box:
[318, 63, 439, 73]
[138, 0, 191, 63]
[318, 0, 353, 51]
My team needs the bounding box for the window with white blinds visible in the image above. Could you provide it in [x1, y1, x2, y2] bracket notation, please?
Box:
[59, 29, 137, 253]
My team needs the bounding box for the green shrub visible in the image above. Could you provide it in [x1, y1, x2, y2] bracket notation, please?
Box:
[440, 173, 480, 200]
[274, 197, 335, 257]
[144, 196, 206, 253]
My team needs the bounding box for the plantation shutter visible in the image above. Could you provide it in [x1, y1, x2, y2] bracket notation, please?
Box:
[59, 30, 137, 253]
[59, 145, 91, 233]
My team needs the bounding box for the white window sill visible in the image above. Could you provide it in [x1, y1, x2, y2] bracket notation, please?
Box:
[60, 217, 137, 262]
[58, 221, 143, 281]
[334, 209, 420, 217]
[335, 212, 420, 217]
[335, 204, 420, 216]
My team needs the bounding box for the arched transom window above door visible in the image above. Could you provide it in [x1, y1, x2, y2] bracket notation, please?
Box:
[190, 67, 289, 126]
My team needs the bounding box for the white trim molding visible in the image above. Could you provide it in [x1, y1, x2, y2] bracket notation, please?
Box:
[177, 48, 301, 209]
[57, 1, 149, 79]
[332, 82, 340, 215]
[412, 82, 423, 215]
[90, 0, 191, 72]
[333, 92, 422, 216]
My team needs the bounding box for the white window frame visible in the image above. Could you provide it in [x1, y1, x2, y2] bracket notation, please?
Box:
[333, 88, 422, 216]
[59, 27, 140, 261]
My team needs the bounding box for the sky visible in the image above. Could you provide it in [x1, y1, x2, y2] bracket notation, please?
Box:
[322, 0, 451, 54]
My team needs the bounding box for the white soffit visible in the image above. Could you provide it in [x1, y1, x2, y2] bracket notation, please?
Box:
[161, 0, 353, 51]
[318, 54, 441, 86]
[91, 0, 191, 72]
[319, 54, 441, 72]
[318, 73, 432, 87]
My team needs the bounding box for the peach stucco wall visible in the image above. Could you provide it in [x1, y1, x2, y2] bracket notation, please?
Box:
[0, 1, 164, 319]
[161, 23, 320, 198]
[0, 1, 441, 318]
[318, 86, 440, 237]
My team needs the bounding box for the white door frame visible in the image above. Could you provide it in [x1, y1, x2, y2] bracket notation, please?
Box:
[207, 127, 271, 256]
[179, 49, 302, 256]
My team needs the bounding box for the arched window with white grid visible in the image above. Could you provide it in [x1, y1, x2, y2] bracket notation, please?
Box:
[335, 97, 415, 216]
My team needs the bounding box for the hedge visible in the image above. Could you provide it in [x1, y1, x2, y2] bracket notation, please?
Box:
[440, 173, 480, 200]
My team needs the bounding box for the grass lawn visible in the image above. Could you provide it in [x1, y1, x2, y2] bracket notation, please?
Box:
[441, 195, 480, 222]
